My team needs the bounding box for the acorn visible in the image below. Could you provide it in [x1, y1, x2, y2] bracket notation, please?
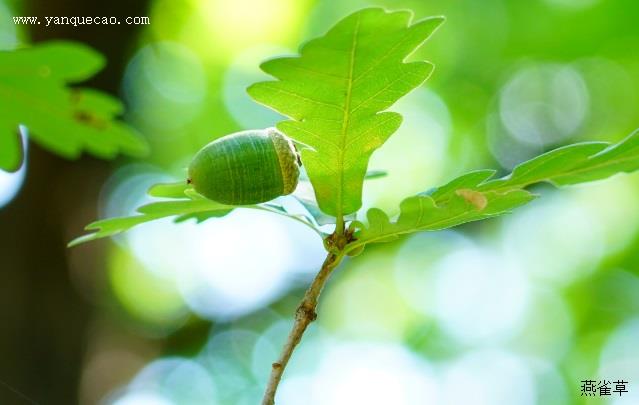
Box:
[187, 128, 301, 205]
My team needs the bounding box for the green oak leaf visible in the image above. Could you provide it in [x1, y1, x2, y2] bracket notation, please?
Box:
[0, 41, 148, 172]
[68, 198, 234, 247]
[147, 181, 191, 198]
[351, 130, 639, 249]
[248, 8, 443, 218]
[70, 180, 327, 246]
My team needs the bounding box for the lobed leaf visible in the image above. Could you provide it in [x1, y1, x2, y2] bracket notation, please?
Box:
[0, 41, 148, 172]
[70, 181, 328, 247]
[352, 130, 639, 249]
[248, 8, 443, 218]
[68, 198, 234, 247]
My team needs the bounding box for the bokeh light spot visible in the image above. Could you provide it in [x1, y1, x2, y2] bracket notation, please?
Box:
[125, 208, 318, 320]
[432, 247, 530, 345]
[0, 162, 25, 209]
[120, 357, 217, 404]
[279, 342, 439, 405]
[513, 287, 574, 361]
[110, 391, 174, 405]
[502, 191, 605, 285]
[109, 247, 188, 330]
[223, 46, 288, 129]
[0, 0, 18, 50]
[442, 350, 535, 405]
[394, 231, 472, 317]
[499, 63, 589, 147]
[199, 0, 306, 55]
[123, 42, 206, 133]
[598, 317, 639, 404]
[323, 251, 415, 340]
[543, 0, 601, 11]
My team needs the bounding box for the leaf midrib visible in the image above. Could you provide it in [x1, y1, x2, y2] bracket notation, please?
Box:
[336, 14, 361, 219]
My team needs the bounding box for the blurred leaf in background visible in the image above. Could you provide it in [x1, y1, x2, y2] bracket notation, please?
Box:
[0, 41, 148, 172]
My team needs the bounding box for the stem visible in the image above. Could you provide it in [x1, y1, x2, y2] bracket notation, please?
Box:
[335, 215, 345, 236]
[261, 250, 345, 405]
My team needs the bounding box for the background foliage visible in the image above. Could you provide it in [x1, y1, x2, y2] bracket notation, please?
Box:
[1, 0, 639, 404]
[0, 41, 147, 172]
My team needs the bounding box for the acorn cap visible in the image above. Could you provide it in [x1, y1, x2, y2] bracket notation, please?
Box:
[268, 128, 300, 195]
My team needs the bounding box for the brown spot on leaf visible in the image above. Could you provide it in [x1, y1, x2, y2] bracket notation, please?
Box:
[73, 110, 108, 130]
[456, 189, 488, 210]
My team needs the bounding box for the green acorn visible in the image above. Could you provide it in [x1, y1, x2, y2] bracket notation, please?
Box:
[187, 128, 301, 205]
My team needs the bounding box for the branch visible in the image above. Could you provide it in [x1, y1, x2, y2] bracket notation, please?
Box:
[261, 250, 345, 404]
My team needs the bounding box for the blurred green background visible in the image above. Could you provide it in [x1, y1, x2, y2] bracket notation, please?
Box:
[1, 0, 639, 404]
